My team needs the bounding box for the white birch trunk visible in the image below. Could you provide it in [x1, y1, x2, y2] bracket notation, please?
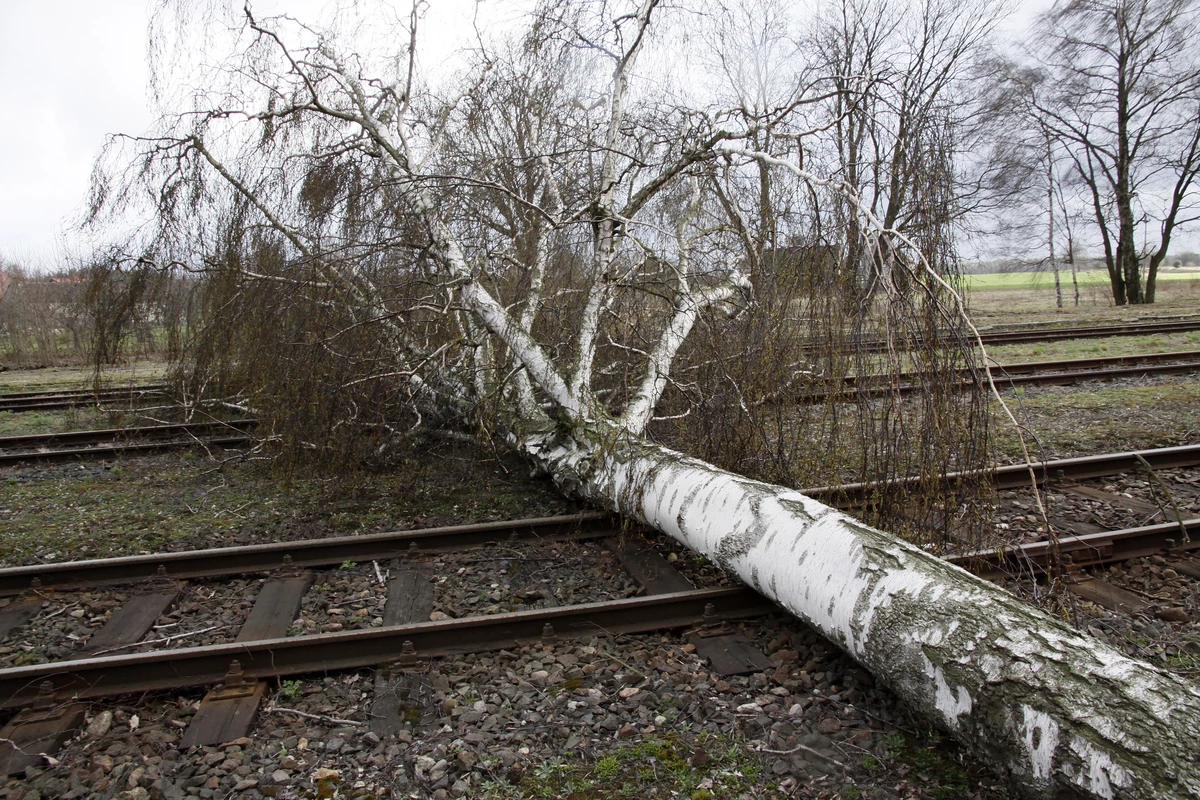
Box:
[523, 427, 1200, 800]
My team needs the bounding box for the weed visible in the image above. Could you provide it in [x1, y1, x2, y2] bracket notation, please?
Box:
[278, 679, 302, 699]
[532, 759, 568, 781]
[340, 560, 357, 570]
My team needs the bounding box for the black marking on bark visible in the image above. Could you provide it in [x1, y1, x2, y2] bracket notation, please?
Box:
[673, 470, 712, 536]
[712, 483, 778, 569]
[775, 492, 815, 523]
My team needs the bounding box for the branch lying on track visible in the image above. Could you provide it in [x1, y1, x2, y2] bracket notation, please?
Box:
[1135, 453, 1193, 545]
[90, 625, 225, 657]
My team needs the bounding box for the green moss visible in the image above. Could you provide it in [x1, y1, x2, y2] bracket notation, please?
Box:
[474, 733, 763, 800]
[593, 758, 619, 780]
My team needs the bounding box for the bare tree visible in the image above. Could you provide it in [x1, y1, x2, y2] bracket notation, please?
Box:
[1027, 0, 1200, 304]
[84, 2, 1200, 797]
[806, 0, 1004, 297]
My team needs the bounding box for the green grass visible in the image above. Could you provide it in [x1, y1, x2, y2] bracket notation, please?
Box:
[963, 268, 1200, 291]
[0, 446, 574, 567]
[991, 381, 1200, 462]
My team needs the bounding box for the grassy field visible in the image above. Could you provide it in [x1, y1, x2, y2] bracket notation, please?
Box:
[962, 267, 1200, 291]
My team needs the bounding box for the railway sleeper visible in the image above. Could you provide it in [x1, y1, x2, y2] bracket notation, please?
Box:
[0, 530, 773, 767]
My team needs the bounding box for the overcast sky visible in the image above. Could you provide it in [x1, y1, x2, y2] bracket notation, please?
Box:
[0, 1, 153, 268]
[0, 1, 1056, 271]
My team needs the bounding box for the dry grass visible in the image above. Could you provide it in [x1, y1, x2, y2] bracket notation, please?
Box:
[0, 444, 577, 568]
[990, 380, 1200, 463]
[0, 361, 169, 393]
[967, 275, 1200, 326]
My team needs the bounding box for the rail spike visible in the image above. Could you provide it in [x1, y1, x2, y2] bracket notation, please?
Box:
[276, 554, 301, 577]
[224, 660, 248, 689]
[31, 680, 57, 710]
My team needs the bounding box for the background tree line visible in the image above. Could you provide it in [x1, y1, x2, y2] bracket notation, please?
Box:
[0, 256, 197, 369]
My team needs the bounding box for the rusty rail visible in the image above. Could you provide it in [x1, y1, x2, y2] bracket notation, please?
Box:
[803, 443, 1200, 507]
[0, 512, 619, 595]
[0, 385, 168, 413]
[0, 587, 773, 709]
[0, 420, 257, 465]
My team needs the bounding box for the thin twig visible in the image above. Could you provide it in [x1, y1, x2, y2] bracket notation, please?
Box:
[754, 743, 848, 770]
[1135, 454, 1191, 544]
[265, 706, 364, 727]
[91, 625, 222, 656]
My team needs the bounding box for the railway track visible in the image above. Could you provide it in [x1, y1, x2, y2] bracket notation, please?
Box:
[802, 442, 1200, 506]
[841, 316, 1200, 353]
[0, 384, 168, 413]
[0, 513, 778, 771]
[0, 419, 257, 465]
[0, 448, 1197, 778]
[974, 317, 1200, 346]
[802, 349, 1200, 402]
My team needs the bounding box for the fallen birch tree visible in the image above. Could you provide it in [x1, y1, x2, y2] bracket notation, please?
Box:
[85, 1, 1200, 797]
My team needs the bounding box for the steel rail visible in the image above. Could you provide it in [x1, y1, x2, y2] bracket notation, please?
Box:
[0, 512, 620, 595]
[0, 421, 259, 466]
[0, 587, 774, 709]
[835, 318, 1200, 354]
[0, 420, 257, 450]
[975, 350, 1200, 376]
[948, 518, 1200, 579]
[987, 360, 1200, 388]
[842, 349, 1200, 387]
[803, 443, 1200, 506]
[976, 319, 1200, 345]
[0, 385, 165, 402]
[0, 436, 255, 466]
[802, 356, 1200, 403]
[0, 386, 169, 413]
[0, 515, 1192, 709]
